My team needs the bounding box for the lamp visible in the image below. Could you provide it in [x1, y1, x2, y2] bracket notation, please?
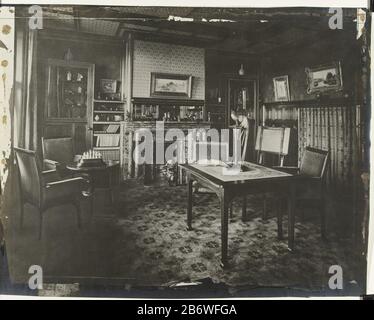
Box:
[238, 64, 245, 76]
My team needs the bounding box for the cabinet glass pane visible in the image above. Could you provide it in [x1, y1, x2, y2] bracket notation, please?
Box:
[46, 64, 88, 120]
[229, 80, 255, 126]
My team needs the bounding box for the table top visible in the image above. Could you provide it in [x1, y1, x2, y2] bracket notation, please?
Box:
[180, 161, 297, 186]
[66, 160, 119, 172]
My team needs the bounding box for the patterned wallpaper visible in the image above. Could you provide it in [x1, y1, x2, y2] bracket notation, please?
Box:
[133, 40, 205, 99]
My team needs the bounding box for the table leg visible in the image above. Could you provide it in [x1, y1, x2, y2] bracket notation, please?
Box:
[187, 175, 193, 231]
[287, 183, 296, 251]
[277, 199, 283, 240]
[220, 189, 229, 268]
[241, 196, 247, 221]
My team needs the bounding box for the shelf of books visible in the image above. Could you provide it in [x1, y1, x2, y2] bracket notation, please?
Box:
[92, 100, 124, 162]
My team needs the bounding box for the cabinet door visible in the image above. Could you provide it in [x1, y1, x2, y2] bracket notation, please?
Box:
[44, 59, 94, 151]
[43, 122, 91, 156]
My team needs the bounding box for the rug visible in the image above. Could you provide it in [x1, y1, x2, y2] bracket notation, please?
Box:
[3, 176, 365, 294]
[114, 180, 364, 290]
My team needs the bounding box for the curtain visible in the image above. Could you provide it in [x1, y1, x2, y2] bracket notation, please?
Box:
[14, 27, 38, 151]
[298, 105, 361, 194]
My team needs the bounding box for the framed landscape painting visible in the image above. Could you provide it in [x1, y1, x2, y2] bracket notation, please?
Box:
[150, 73, 192, 98]
[306, 61, 343, 94]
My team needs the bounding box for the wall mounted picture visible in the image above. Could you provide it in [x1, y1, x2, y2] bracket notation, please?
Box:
[273, 75, 290, 102]
[150, 73, 192, 98]
[305, 61, 343, 94]
[100, 79, 117, 93]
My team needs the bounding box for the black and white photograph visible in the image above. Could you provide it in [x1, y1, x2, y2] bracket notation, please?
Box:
[0, 2, 372, 300]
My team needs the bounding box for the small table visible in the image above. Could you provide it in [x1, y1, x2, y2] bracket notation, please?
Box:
[180, 161, 302, 268]
[66, 160, 120, 217]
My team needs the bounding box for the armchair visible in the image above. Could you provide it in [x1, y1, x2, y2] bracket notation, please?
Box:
[14, 147, 92, 239]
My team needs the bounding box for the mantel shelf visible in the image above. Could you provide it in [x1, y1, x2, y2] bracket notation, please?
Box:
[132, 97, 205, 106]
[94, 110, 124, 114]
[94, 100, 126, 104]
[262, 97, 357, 109]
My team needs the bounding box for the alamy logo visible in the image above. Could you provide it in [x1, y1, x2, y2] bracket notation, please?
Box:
[28, 265, 43, 290]
[28, 5, 43, 30]
[328, 265, 343, 290]
[328, 8, 343, 30]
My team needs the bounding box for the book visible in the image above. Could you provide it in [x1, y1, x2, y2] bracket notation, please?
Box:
[106, 124, 120, 133]
[96, 134, 120, 147]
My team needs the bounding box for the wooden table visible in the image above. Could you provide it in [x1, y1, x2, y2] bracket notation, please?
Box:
[180, 161, 301, 268]
[66, 160, 120, 217]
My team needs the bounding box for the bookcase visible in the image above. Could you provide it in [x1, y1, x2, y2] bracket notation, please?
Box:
[92, 100, 124, 161]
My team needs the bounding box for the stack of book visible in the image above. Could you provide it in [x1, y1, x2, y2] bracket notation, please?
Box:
[96, 134, 120, 147]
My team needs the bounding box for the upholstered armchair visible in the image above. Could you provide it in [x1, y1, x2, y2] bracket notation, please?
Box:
[275, 146, 329, 239]
[14, 147, 92, 239]
[42, 137, 80, 177]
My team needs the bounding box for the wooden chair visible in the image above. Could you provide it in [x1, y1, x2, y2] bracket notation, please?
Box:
[254, 126, 291, 220]
[275, 146, 329, 239]
[42, 137, 80, 177]
[255, 126, 291, 167]
[14, 147, 92, 239]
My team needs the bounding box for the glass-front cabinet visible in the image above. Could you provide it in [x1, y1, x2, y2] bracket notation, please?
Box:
[44, 59, 94, 154]
[228, 79, 256, 126]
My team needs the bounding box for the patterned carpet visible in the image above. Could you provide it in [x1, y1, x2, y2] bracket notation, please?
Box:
[2, 174, 365, 295]
[115, 179, 364, 291]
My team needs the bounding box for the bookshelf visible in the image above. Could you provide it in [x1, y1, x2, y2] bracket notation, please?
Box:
[92, 100, 125, 161]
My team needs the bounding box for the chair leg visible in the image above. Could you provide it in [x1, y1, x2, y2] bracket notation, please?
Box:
[38, 210, 43, 240]
[89, 194, 94, 219]
[320, 199, 327, 240]
[72, 199, 82, 229]
[277, 199, 283, 240]
[20, 203, 24, 229]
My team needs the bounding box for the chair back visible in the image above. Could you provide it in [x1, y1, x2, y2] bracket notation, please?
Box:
[300, 146, 329, 179]
[42, 137, 74, 165]
[14, 147, 42, 207]
[255, 126, 291, 166]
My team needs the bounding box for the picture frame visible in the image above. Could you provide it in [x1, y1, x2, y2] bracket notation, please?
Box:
[305, 61, 343, 94]
[100, 79, 117, 94]
[273, 75, 290, 102]
[150, 73, 192, 98]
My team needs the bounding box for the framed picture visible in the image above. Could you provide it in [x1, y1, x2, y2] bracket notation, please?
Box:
[305, 61, 343, 94]
[150, 73, 192, 98]
[100, 79, 117, 94]
[273, 75, 290, 102]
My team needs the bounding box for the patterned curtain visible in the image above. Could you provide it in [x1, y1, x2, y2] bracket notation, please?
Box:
[298, 105, 362, 194]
